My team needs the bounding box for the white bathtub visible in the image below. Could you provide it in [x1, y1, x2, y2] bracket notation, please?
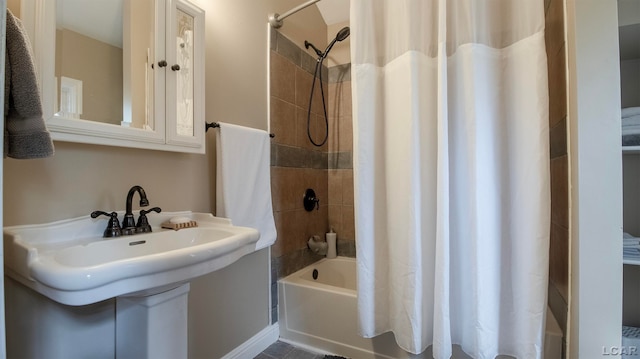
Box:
[278, 257, 562, 359]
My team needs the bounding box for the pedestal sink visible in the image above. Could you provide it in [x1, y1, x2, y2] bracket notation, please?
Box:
[3, 211, 260, 358]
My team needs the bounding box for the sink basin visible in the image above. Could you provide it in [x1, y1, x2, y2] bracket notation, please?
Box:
[4, 211, 260, 305]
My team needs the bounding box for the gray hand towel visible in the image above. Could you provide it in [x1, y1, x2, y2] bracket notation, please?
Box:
[4, 9, 54, 159]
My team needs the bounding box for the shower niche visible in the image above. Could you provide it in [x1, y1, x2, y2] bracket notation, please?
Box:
[20, 0, 205, 153]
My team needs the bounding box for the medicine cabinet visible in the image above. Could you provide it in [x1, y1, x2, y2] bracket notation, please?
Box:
[20, 0, 205, 153]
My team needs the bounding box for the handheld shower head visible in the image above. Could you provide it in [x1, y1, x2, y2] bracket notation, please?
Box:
[304, 27, 351, 60]
[303, 27, 350, 147]
[335, 26, 350, 42]
[322, 26, 350, 59]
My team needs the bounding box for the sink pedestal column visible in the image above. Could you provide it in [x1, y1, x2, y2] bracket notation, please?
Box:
[116, 283, 190, 359]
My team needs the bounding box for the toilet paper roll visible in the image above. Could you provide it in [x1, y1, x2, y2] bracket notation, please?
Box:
[326, 231, 337, 259]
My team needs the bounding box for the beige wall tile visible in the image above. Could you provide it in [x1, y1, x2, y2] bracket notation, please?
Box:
[296, 107, 329, 150]
[274, 209, 306, 256]
[314, 113, 330, 152]
[270, 167, 282, 212]
[328, 81, 352, 119]
[548, 44, 567, 128]
[271, 167, 305, 212]
[295, 68, 312, 109]
[328, 112, 341, 153]
[270, 52, 295, 103]
[270, 97, 297, 146]
[545, 0, 564, 61]
[549, 222, 569, 301]
[549, 117, 567, 159]
[341, 205, 355, 241]
[551, 155, 569, 229]
[341, 81, 352, 118]
[342, 170, 354, 206]
[328, 83, 340, 120]
[328, 169, 343, 206]
[296, 106, 313, 150]
[338, 116, 353, 153]
[328, 204, 343, 235]
[296, 68, 326, 114]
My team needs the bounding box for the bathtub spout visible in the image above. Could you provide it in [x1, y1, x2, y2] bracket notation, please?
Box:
[307, 235, 328, 255]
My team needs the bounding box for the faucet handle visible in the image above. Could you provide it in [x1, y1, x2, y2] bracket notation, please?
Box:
[90, 211, 122, 238]
[136, 207, 162, 233]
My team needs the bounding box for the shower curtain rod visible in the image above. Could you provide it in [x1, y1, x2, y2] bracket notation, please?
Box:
[269, 0, 321, 29]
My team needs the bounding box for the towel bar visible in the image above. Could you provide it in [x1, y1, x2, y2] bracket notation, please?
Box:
[205, 122, 275, 138]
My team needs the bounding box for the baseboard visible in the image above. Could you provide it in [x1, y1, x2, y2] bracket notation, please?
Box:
[221, 323, 279, 359]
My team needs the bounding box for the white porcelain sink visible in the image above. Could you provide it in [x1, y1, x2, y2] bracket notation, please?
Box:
[4, 211, 260, 305]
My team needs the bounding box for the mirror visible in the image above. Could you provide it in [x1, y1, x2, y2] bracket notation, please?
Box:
[54, 0, 155, 130]
[20, 0, 205, 153]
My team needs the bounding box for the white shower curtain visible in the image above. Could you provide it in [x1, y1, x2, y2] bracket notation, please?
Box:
[351, 1, 550, 358]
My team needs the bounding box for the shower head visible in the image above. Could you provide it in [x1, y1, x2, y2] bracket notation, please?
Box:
[335, 26, 350, 42]
[304, 26, 351, 61]
[322, 26, 350, 59]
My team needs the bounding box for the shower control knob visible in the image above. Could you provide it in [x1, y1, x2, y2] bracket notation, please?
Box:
[303, 188, 320, 212]
[171, 64, 181, 71]
[158, 60, 168, 68]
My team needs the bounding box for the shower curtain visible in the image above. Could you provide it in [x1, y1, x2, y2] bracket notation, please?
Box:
[351, 1, 550, 358]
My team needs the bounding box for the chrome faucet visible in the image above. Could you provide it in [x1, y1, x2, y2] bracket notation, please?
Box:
[122, 185, 149, 235]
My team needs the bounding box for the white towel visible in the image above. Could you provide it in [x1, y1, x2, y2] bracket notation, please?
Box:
[215, 122, 277, 250]
[624, 232, 640, 247]
[622, 115, 640, 136]
[623, 107, 640, 118]
[624, 247, 640, 260]
[622, 115, 640, 127]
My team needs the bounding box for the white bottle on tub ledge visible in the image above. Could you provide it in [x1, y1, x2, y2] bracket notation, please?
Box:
[326, 228, 337, 259]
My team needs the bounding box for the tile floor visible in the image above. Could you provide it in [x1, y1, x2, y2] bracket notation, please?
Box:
[254, 341, 329, 359]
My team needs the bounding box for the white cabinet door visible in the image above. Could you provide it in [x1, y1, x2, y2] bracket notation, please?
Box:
[164, 0, 204, 149]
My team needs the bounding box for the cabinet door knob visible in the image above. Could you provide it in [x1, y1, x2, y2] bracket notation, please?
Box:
[171, 64, 181, 71]
[158, 60, 168, 67]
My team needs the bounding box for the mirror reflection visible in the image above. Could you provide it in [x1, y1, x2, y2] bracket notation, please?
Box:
[54, 0, 155, 130]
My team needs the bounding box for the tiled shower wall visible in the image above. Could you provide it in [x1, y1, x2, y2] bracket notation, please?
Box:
[269, 30, 355, 321]
[328, 64, 355, 255]
[545, 0, 569, 354]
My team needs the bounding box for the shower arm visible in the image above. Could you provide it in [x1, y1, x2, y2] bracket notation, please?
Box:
[269, 0, 321, 29]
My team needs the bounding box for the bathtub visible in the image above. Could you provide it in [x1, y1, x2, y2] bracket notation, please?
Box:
[278, 257, 562, 359]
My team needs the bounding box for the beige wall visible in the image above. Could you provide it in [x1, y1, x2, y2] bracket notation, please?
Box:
[124, 0, 155, 129]
[4, 0, 330, 357]
[56, 29, 123, 125]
